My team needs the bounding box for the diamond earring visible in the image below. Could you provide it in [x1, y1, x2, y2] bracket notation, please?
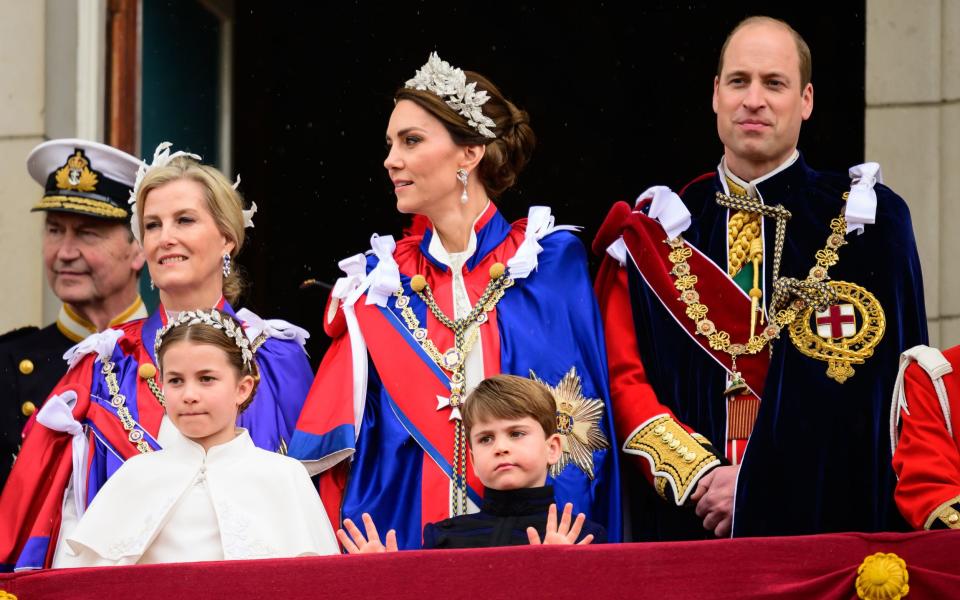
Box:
[456, 168, 468, 204]
[222, 253, 232, 277]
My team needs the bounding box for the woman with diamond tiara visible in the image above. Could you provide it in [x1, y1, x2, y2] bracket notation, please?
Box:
[54, 310, 338, 567]
[0, 146, 314, 570]
[288, 52, 621, 548]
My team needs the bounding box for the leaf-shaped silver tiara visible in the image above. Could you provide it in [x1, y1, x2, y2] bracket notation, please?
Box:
[405, 52, 497, 139]
[155, 308, 254, 369]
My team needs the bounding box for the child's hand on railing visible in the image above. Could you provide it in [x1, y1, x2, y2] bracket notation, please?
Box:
[337, 513, 399, 554]
[527, 503, 594, 545]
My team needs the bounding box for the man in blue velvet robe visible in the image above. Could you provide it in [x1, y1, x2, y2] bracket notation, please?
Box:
[594, 16, 927, 540]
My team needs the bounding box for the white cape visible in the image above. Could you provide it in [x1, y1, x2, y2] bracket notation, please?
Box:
[55, 422, 338, 567]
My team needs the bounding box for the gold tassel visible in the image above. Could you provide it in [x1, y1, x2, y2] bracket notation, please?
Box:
[749, 237, 763, 337]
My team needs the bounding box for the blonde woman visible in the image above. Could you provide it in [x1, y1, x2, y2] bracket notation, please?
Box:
[1, 145, 313, 570]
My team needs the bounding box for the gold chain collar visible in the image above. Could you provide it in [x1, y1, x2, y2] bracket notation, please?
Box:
[391, 261, 514, 516]
[664, 192, 849, 390]
[101, 357, 164, 454]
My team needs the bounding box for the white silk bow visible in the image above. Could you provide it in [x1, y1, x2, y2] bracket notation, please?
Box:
[507, 206, 580, 279]
[847, 162, 882, 235]
[235, 308, 310, 349]
[36, 391, 88, 518]
[364, 234, 401, 307]
[62, 329, 124, 370]
[638, 185, 691, 240]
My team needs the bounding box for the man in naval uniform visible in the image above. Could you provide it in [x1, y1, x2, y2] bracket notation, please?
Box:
[594, 16, 927, 539]
[0, 139, 146, 489]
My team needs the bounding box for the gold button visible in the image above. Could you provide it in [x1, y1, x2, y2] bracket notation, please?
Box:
[669, 440, 681, 450]
[21, 401, 36, 417]
[653, 425, 666, 435]
[684, 452, 696, 462]
[677, 445, 688, 455]
[138, 363, 157, 379]
[18, 359, 34, 375]
[949, 513, 959, 524]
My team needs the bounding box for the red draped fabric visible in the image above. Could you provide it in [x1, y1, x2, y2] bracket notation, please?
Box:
[1, 531, 956, 599]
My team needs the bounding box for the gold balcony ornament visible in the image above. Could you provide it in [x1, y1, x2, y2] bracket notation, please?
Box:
[855, 552, 909, 600]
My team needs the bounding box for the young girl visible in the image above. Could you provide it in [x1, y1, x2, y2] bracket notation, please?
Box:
[54, 309, 338, 567]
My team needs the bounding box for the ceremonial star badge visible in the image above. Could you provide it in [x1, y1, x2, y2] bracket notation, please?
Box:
[531, 366, 610, 480]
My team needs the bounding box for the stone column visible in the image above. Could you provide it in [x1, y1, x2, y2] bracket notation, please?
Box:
[866, 0, 960, 347]
[0, 0, 46, 333]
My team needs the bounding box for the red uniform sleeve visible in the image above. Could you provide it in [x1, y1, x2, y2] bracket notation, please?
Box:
[595, 256, 720, 505]
[893, 360, 960, 529]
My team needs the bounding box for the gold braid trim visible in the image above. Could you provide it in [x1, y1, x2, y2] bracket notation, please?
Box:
[923, 494, 960, 530]
[727, 210, 761, 276]
[724, 176, 761, 277]
[251, 332, 269, 353]
[623, 415, 721, 505]
[691, 432, 714, 445]
[33, 195, 128, 218]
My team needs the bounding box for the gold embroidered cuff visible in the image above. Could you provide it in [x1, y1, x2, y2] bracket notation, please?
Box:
[623, 415, 721, 505]
[691, 432, 714, 446]
[924, 495, 960, 530]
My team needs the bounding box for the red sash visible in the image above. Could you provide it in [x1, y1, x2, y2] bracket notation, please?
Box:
[354, 300, 489, 529]
[620, 210, 769, 400]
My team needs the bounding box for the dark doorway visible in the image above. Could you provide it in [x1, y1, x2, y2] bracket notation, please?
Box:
[232, 2, 866, 363]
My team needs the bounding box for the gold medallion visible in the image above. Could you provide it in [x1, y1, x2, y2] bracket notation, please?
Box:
[788, 280, 885, 383]
[531, 366, 610, 480]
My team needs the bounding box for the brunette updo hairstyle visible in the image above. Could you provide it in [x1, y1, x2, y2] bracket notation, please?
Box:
[157, 314, 260, 413]
[135, 156, 249, 304]
[395, 70, 536, 198]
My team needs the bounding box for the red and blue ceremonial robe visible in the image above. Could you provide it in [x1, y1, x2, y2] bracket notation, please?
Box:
[594, 155, 927, 540]
[0, 300, 313, 570]
[290, 203, 621, 549]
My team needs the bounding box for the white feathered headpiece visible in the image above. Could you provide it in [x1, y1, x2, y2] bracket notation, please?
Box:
[128, 142, 256, 244]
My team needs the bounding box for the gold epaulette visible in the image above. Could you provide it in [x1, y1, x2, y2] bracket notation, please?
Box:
[623, 415, 721, 505]
[924, 495, 960, 530]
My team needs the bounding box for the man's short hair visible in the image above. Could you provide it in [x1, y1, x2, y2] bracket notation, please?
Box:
[462, 374, 557, 443]
[717, 16, 812, 88]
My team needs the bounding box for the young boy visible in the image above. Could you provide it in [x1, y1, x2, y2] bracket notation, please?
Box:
[337, 374, 606, 551]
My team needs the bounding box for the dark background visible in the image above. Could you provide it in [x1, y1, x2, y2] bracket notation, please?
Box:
[230, 2, 866, 363]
